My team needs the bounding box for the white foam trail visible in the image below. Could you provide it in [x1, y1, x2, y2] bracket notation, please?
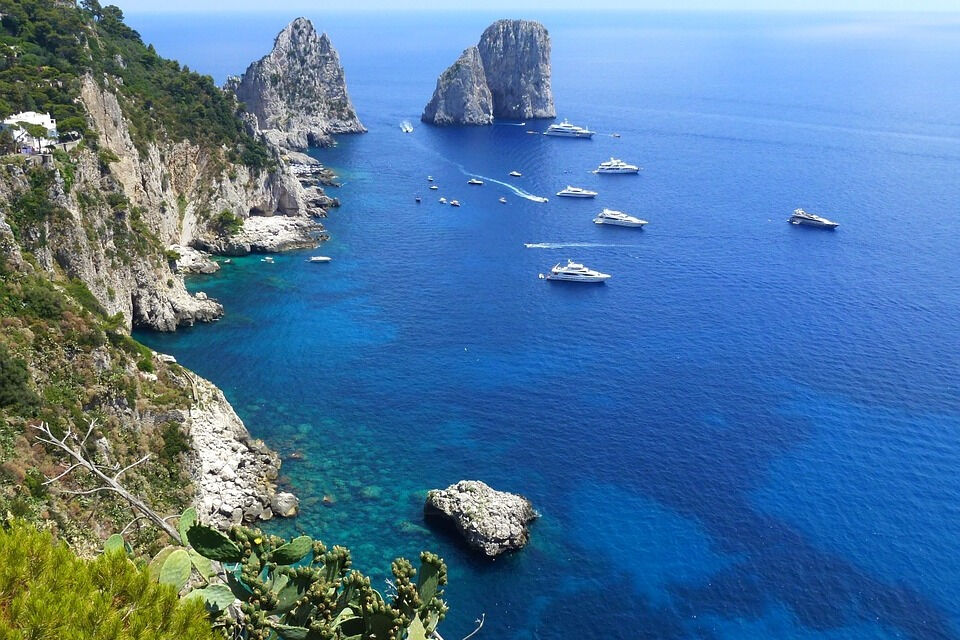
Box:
[494, 121, 528, 127]
[460, 169, 548, 203]
[524, 242, 643, 249]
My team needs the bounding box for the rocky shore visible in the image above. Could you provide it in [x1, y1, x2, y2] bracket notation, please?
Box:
[425, 480, 538, 556]
[195, 216, 326, 256]
[183, 370, 298, 527]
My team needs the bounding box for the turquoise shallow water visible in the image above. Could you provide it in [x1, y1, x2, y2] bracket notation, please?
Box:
[133, 12, 960, 639]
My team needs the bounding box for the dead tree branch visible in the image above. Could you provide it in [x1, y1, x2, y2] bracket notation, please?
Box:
[32, 420, 182, 544]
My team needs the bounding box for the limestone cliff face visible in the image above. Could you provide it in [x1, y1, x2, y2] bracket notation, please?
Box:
[422, 19, 555, 126]
[478, 20, 555, 120]
[230, 18, 365, 150]
[421, 47, 493, 126]
[0, 75, 332, 332]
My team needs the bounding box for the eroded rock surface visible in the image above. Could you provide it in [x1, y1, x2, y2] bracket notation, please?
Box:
[425, 480, 538, 556]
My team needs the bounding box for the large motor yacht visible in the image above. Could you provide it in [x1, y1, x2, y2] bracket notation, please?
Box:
[557, 185, 598, 198]
[594, 158, 640, 174]
[789, 208, 839, 229]
[544, 119, 595, 138]
[542, 259, 611, 283]
[593, 208, 647, 227]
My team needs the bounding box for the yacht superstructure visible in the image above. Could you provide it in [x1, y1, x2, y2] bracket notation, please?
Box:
[789, 208, 839, 229]
[542, 259, 611, 282]
[544, 119, 595, 138]
[557, 186, 598, 198]
[594, 158, 640, 174]
[593, 209, 647, 227]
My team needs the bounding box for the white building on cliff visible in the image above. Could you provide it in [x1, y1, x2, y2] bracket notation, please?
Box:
[1, 111, 59, 153]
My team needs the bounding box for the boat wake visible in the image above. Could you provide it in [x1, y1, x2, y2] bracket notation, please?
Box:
[524, 242, 643, 249]
[460, 170, 548, 203]
[494, 121, 527, 127]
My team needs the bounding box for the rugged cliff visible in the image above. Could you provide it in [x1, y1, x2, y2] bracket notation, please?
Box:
[421, 47, 493, 126]
[422, 19, 555, 126]
[229, 18, 365, 150]
[0, 1, 329, 544]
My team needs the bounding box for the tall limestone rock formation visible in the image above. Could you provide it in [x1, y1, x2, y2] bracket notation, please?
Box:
[421, 47, 493, 126]
[230, 18, 365, 149]
[422, 19, 555, 126]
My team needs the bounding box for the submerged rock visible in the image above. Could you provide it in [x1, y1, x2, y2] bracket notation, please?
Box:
[230, 17, 365, 150]
[271, 492, 300, 518]
[424, 480, 538, 556]
[422, 19, 555, 126]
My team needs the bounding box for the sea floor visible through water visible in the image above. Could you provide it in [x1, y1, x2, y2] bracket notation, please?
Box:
[134, 11, 960, 639]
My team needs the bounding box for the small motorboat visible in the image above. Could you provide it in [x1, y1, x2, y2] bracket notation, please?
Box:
[509, 171, 522, 177]
[415, 196, 422, 203]
[450, 200, 461, 207]
[427, 176, 434, 182]
[468, 178, 483, 185]
[308, 256, 332, 263]
[439, 197, 447, 204]
[612, 133, 621, 138]
[223, 259, 232, 264]
[499, 197, 508, 204]
[526, 130, 538, 134]
[429, 185, 439, 190]
[261, 256, 274, 263]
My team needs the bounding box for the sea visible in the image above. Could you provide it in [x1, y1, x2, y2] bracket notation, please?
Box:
[131, 11, 960, 639]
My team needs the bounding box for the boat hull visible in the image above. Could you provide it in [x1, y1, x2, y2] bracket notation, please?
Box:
[790, 218, 838, 229]
[546, 273, 610, 282]
[595, 168, 639, 174]
[594, 218, 646, 227]
[557, 192, 597, 198]
[544, 131, 594, 139]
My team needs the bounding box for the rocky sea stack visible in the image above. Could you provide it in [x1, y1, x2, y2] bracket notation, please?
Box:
[424, 480, 539, 557]
[229, 18, 365, 150]
[422, 19, 555, 126]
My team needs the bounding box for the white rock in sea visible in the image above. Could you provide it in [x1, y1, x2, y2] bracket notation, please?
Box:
[424, 480, 538, 556]
[422, 19, 555, 126]
[229, 17, 365, 150]
[271, 492, 300, 518]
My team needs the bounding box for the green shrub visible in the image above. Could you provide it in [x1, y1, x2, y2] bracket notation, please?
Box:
[0, 520, 217, 640]
[65, 278, 106, 317]
[160, 422, 189, 464]
[212, 209, 243, 236]
[21, 278, 64, 320]
[0, 344, 39, 412]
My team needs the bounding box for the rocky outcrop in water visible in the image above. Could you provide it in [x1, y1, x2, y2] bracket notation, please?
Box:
[422, 19, 555, 126]
[229, 18, 365, 150]
[421, 47, 493, 126]
[424, 480, 538, 556]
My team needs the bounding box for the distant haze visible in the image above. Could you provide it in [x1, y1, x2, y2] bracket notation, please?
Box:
[120, 1, 960, 12]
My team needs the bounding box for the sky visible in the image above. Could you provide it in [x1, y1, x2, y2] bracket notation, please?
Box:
[119, 0, 960, 12]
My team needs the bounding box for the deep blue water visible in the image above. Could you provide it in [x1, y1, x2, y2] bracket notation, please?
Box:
[131, 11, 960, 639]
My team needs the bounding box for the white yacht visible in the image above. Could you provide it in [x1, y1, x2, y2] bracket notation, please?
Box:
[594, 208, 647, 227]
[308, 256, 332, 263]
[450, 200, 461, 207]
[427, 176, 434, 181]
[468, 178, 483, 185]
[429, 185, 439, 190]
[541, 259, 611, 283]
[499, 197, 508, 204]
[439, 197, 447, 204]
[509, 171, 522, 177]
[400, 121, 414, 133]
[789, 208, 839, 229]
[544, 119, 595, 139]
[556, 185, 598, 198]
[594, 158, 640, 174]
[260, 256, 274, 263]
